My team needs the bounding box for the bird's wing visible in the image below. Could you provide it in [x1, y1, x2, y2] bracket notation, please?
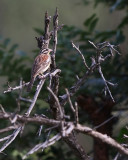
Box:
[31, 54, 51, 77]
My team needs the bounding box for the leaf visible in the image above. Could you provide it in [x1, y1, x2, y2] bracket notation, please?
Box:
[89, 17, 98, 32]
[95, 30, 116, 41]
[84, 14, 97, 26]
[9, 44, 18, 53]
[118, 14, 128, 29]
[84, 14, 98, 32]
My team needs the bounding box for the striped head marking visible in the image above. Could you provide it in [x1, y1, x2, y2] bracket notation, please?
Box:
[41, 48, 53, 54]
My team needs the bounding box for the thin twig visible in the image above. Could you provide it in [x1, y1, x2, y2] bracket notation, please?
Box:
[113, 152, 120, 160]
[75, 124, 128, 156]
[0, 104, 6, 113]
[93, 115, 117, 130]
[88, 40, 97, 49]
[20, 97, 33, 103]
[47, 87, 63, 119]
[52, 7, 58, 69]
[75, 102, 79, 125]
[0, 126, 22, 153]
[23, 133, 61, 159]
[25, 79, 46, 116]
[65, 88, 75, 113]
[65, 88, 79, 125]
[4, 69, 61, 94]
[45, 125, 59, 132]
[0, 135, 12, 142]
[37, 125, 43, 137]
[4, 82, 29, 93]
[0, 125, 19, 133]
[72, 41, 90, 70]
[98, 65, 115, 102]
[16, 78, 23, 112]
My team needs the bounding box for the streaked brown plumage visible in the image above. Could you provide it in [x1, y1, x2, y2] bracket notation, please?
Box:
[27, 48, 52, 92]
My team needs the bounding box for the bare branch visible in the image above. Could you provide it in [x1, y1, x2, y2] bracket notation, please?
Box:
[0, 125, 19, 133]
[16, 78, 23, 112]
[37, 125, 43, 137]
[113, 153, 120, 160]
[98, 65, 115, 102]
[88, 40, 97, 49]
[20, 97, 33, 103]
[45, 124, 59, 132]
[75, 124, 128, 156]
[0, 104, 6, 114]
[52, 7, 58, 69]
[0, 111, 61, 126]
[25, 70, 61, 117]
[75, 102, 79, 125]
[65, 88, 75, 113]
[65, 89, 79, 125]
[25, 79, 45, 116]
[0, 110, 128, 157]
[47, 87, 63, 119]
[23, 133, 61, 159]
[72, 41, 90, 70]
[93, 115, 116, 130]
[0, 127, 22, 153]
[4, 82, 29, 94]
[0, 135, 12, 142]
[60, 63, 97, 106]
[4, 69, 61, 94]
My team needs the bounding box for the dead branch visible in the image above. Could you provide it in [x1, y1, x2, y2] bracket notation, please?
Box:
[4, 82, 29, 93]
[25, 79, 46, 116]
[0, 126, 22, 153]
[0, 135, 12, 142]
[98, 65, 115, 102]
[72, 41, 90, 70]
[65, 88, 79, 124]
[0, 125, 19, 133]
[60, 41, 120, 106]
[4, 69, 61, 94]
[23, 133, 62, 159]
[0, 111, 128, 157]
[75, 124, 128, 156]
[47, 87, 64, 119]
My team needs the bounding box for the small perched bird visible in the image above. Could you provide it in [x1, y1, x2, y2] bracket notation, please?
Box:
[27, 48, 52, 92]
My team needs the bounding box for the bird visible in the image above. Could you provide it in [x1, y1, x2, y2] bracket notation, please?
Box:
[27, 48, 52, 92]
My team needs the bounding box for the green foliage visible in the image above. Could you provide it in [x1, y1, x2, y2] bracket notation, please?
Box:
[0, 37, 30, 82]
[82, 0, 128, 11]
[116, 127, 128, 144]
[84, 14, 99, 32]
[118, 14, 128, 29]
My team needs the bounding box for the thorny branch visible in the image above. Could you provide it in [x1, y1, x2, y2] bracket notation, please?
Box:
[1, 9, 125, 160]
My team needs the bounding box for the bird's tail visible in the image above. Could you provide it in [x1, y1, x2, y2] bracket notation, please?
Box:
[27, 77, 35, 92]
